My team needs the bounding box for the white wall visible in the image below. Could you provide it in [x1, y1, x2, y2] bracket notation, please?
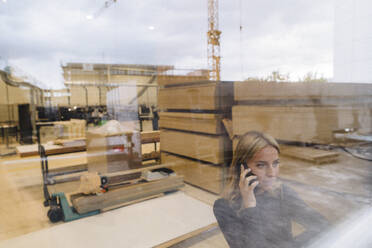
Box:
[334, 0, 372, 83]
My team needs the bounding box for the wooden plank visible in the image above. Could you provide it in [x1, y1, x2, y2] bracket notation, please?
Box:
[53, 138, 86, 146]
[159, 112, 220, 120]
[160, 129, 231, 164]
[280, 145, 339, 164]
[16, 131, 156, 158]
[157, 75, 209, 87]
[16, 143, 86, 157]
[234, 81, 372, 102]
[159, 112, 225, 134]
[53, 137, 86, 146]
[101, 193, 164, 212]
[154, 223, 218, 248]
[72, 175, 184, 214]
[158, 82, 233, 111]
[48, 164, 87, 175]
[232, 105, 372, 143]
[142, 151, 160, 160]
[52, 163, 179, 185]
[141, 130, 160, 143]
[161, 152, 223, 194]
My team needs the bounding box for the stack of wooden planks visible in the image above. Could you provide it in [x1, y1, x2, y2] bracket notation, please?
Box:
[38, 119, 86, 144]
[158, 81, 234, 194]
[232, 81, 372, 145]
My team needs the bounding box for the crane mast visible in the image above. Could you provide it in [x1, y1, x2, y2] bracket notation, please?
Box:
[207, 0, 221, 81]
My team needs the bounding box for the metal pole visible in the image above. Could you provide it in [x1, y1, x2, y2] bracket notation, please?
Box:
[67, 87, 71, 106]
[5, 83, 10, 124]
[84, 86, 88, 107]
[30, 88, 36, 140]
[98, 86, 102, 106]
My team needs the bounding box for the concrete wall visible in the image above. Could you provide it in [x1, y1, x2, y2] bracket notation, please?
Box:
[0, 75, 31, 122]
[70, 86, 86, 106]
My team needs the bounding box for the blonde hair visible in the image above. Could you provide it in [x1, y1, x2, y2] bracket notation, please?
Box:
[222, 131, 280, 204]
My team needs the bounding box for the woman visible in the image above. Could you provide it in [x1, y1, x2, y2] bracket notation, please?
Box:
[214, 131, 329, 248]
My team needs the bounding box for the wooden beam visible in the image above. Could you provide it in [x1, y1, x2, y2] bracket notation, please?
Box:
[72, 175, 184, 214]
[141, 131, 160, 144]
[154, 223, 218, 248]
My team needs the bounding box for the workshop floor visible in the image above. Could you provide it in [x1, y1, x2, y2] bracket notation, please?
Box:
[1, 124, 371, 247]
[0, 150, 229, 247]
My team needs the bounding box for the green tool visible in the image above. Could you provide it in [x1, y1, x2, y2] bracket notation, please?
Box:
[47, 192, 100, 223]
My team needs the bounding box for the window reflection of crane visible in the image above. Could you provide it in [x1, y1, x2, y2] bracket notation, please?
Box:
[87, 0, 117, 20]
[89, 0, 221, 81]
[207, 0, 221, 81]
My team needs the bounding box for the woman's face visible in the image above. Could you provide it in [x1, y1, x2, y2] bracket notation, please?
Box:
[247, 145, 280, 191]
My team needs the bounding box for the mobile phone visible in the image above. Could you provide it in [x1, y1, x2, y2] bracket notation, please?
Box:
[242, 163, 258, 185]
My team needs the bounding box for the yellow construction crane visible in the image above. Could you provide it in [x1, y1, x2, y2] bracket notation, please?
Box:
[207, 0, 221, 81]
[90, 0, 221, 81]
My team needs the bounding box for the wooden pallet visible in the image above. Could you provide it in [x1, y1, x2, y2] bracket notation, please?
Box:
[280, 145, 339, 164]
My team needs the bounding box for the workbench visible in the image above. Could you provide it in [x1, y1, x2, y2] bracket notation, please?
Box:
[16, 143, 86, 157]
[16, 131, 160, 158]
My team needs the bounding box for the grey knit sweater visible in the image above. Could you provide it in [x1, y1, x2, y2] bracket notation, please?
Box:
[213, 185, 329, 248]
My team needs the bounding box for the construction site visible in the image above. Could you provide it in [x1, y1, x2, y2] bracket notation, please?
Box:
[0, 0, 371, 248]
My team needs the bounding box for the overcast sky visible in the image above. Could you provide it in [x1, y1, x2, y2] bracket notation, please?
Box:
[0, 0, 334, 89]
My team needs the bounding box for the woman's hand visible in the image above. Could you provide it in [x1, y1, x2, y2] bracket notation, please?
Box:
[239, 164, 259, 208]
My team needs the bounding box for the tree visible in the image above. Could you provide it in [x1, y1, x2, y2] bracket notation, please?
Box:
[244, 70, 289, 82]
[244, 71, 328, 83]
[299, 72, 328, 83]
